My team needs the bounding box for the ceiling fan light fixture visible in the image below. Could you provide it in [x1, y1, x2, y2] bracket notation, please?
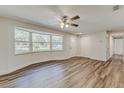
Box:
[65, 24, 69, 28]
[59, 15, 80, 29]
[77, 32, 83, 35]
[60, 22, 64, 28]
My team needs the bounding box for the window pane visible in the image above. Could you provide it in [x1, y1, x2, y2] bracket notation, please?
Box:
[52, 35, 63, 50]
[52, 35, 63, 42]
[33, 42, 50, 52]
[52, 42, 63, 50]
[32, 33, 50, 42]
[15, 42, 30, 54]
[15, 28, 30, 41]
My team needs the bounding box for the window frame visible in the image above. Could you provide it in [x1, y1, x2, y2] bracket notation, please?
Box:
[14, 27, 31, 55]
[51, 34, 64, 51]
[31, 32, 51, 52]
[14, 27, 64, 55]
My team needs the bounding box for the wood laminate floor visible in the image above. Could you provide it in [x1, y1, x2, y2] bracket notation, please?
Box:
[0, 55, 124, 88]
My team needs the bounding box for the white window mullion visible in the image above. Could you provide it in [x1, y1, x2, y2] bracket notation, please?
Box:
[29, 32, 33, 52]
[50, 35, 52, 51]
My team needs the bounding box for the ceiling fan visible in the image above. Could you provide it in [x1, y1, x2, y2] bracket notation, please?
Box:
[58, 15, 80, 29]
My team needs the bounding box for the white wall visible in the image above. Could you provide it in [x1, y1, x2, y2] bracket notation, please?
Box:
[0, 17, 78, 75]
[106, 33, 110, 60]
[123, 36, 124, 61]
[0, 19, 9, 75]
[78, 31, 108, 61]
[109, 35, 113, 57]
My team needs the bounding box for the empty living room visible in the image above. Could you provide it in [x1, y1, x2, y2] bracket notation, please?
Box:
[0, 1, 124, 90]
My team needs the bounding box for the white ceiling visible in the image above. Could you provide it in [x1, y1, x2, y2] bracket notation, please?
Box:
[0, 5, 124, 34]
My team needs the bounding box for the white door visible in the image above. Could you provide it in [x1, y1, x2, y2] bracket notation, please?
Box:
[113, 38, 123, 55]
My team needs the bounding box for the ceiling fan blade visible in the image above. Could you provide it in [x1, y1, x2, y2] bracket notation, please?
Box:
[71, 24, 79, 27]
[70, 15, 80, 20]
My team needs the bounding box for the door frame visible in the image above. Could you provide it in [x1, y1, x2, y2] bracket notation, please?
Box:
[113, 36, 123, 55]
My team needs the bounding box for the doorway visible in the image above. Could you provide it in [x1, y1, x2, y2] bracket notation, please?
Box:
[113, 37, 123, 55]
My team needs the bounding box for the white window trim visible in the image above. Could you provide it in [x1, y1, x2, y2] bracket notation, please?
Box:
[14, 27, 64, 55]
